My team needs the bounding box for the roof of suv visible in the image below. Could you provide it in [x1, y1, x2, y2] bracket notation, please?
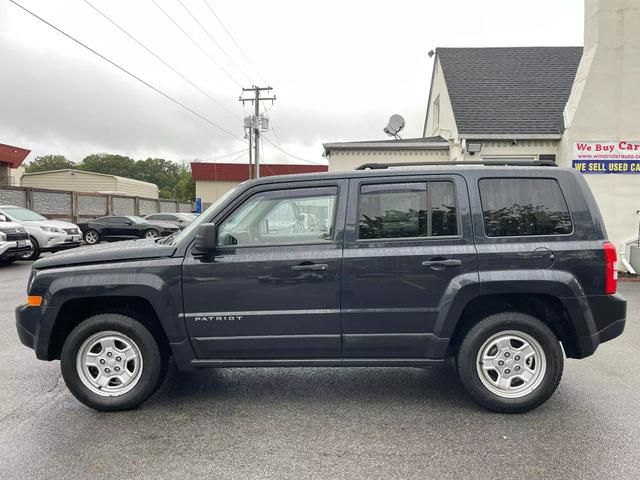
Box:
[247, 164, 575, 185]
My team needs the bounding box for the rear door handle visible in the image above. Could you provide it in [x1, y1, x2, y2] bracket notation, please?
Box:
[421, 259, 462, 268]
[291, 263, 329, 271]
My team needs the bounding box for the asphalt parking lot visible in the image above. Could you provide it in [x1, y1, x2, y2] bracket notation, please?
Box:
[1, 261, 639, 480]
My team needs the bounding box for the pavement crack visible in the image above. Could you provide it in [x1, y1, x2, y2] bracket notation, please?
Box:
[0, 373, 63, 424]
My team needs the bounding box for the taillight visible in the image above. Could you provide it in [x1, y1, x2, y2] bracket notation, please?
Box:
[603, 241, 618, 295]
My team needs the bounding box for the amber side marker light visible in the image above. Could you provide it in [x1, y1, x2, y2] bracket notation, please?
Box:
[27, 296, 42, 307]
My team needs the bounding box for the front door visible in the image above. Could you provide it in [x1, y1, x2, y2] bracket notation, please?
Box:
[341, 174, 478, 358]
[182, 180, 347, 359]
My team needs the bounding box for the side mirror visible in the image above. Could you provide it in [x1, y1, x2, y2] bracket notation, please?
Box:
[194, 223, 218, 254]
[0, 215, 6, 222]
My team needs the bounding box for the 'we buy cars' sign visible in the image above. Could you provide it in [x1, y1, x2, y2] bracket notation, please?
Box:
[572, 141, 640, 173]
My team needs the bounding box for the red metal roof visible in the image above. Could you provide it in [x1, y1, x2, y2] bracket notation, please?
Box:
[191, 162, 327, 181]
[0, 143, 30, 168]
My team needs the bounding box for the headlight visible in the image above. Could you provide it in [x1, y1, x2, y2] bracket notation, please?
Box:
[0, 231, 6, 242]
[40, 226, 64, 234]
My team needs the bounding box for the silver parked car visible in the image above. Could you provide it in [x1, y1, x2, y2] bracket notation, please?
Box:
[0, 217, 32, 265]
[0, 205, 82, 260]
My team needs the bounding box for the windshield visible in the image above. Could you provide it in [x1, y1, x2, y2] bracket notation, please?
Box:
[169, 185, 243, 245]
[2, 207, 46, 221]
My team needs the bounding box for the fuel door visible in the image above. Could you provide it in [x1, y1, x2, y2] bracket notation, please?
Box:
[532, 247, 556, 269]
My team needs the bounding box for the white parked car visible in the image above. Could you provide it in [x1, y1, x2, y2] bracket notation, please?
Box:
[0, 205, 82, 260]
[0, 218, 31, 266]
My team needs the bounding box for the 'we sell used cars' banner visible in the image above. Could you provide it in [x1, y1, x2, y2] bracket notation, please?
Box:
[572, 141, 640, 174]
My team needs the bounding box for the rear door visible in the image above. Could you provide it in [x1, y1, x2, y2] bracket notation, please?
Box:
[341, 174, 477, 358]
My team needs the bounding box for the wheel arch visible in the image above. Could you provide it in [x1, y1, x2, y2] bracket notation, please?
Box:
[48, 295, 170, 360]
[446, 292, 582, 359]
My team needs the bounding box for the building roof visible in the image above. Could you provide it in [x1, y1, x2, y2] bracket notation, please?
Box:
[323, 136, 449, 154]
[0, 143, 31, 168]
[435, 46, 583, 136]
[191, 162, 328, 182]
[21, 169, 159, 190]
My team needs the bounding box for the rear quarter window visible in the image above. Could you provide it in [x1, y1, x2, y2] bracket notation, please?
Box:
[479, 178, 573, 237]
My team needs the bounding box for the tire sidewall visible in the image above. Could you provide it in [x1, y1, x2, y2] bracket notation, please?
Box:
[84, 230, 99, 245]
[60, 314, 166, 411]
[22, 236, 40, 261]
[457, 312, 564, 413]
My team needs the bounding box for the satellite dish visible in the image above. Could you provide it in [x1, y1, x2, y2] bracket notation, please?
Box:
[383, 114, 405, 139]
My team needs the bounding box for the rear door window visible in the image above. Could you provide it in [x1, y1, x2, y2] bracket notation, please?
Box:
[358, 181, 458, 240]
[479, 178, 572, 237]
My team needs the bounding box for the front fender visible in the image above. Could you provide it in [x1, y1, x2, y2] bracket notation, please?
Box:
[32, 258, 186, 360]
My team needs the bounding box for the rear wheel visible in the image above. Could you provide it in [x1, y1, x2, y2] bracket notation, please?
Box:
[21, 237, 41, 261]
[456, 312, 563, 413]
[60, 313, 168, 411]
[84, 229, 100, 245]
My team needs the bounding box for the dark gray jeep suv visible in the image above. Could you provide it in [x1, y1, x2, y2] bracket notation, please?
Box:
[15, 161, 626, 412]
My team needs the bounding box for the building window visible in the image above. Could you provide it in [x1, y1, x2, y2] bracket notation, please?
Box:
[479, 178, 573, 237]
[358, 181, 458, 240]
[433, 96, 440, 130]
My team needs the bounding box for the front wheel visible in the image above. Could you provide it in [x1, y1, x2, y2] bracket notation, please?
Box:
[60, 314, 168, 411]
[456, 312, 563, 413]
[144, 229, 159, 239]
[21, 237, 41, 261]
[84, 229, 100, 245]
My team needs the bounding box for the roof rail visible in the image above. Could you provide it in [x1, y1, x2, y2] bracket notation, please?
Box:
[355, 160, 558, 170]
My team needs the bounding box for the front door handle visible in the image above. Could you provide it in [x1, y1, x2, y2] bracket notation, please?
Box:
[421, 259, 462, 268]
[291, 263, 329, 271]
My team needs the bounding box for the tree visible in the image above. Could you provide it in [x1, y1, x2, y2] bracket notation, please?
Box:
[79, 153, 136, 177]
[25, 155, 75, 173]
[78, 153, 195, 201]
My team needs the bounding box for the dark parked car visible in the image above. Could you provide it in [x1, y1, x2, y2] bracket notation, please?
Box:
[16, 161, 626, 412]
[144, 212, 196, 230]
[78, 215, 179, 244]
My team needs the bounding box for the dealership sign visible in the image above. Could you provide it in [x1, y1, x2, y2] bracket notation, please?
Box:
[572, 141, 640, 174]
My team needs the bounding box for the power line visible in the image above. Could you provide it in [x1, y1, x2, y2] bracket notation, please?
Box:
[151, 0, 243, 89]
[8, 0, 246, 144]
[83, 0, 241, 122]
[202, 0, 269, 85]
[262, 134, 325, 166]
[177, 0, 254, 85]
[199, 148, 248, 162]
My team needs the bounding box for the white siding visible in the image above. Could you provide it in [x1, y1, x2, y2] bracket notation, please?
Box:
[196, 180, 241, 204]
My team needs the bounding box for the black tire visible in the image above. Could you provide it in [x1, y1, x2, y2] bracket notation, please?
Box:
[456, 312, 563, 413]
[144, 229, 159, 239]
[60, 313, 168, 411]
[21, 237, 41, 261]
[83, 229, 100, 245]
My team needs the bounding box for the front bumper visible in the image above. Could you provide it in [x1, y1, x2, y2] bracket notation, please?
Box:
[0, 239, 32, 258]
[40, 234, 82, 252]
[15, 303, 58, 360]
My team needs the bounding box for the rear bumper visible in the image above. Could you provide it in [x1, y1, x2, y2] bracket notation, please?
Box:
[575, 293, 626, 358]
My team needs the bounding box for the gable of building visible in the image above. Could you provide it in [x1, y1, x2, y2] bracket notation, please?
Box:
[427, 46, 583, 137]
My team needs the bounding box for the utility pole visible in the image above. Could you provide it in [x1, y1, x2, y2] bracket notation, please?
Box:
[240, 86, 275, 178]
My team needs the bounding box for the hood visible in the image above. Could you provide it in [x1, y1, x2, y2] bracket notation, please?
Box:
[0, 221, 27, 232]
[33, 238, 176, 269]
[147, 220, 180, 230]
[20, 219, 79, 229]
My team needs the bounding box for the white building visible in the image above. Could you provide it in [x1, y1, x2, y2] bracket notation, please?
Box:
[324, 0, 640, 263]
[19, 169, 159, 199]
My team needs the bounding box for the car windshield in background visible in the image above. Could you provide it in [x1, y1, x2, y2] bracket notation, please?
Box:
[169, 184, 243, 245]
[2, 207, 46, 221]
[128, 216, 148, 224]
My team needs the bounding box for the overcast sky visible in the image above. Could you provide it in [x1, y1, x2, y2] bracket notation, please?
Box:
[0, 0, 584, 166]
